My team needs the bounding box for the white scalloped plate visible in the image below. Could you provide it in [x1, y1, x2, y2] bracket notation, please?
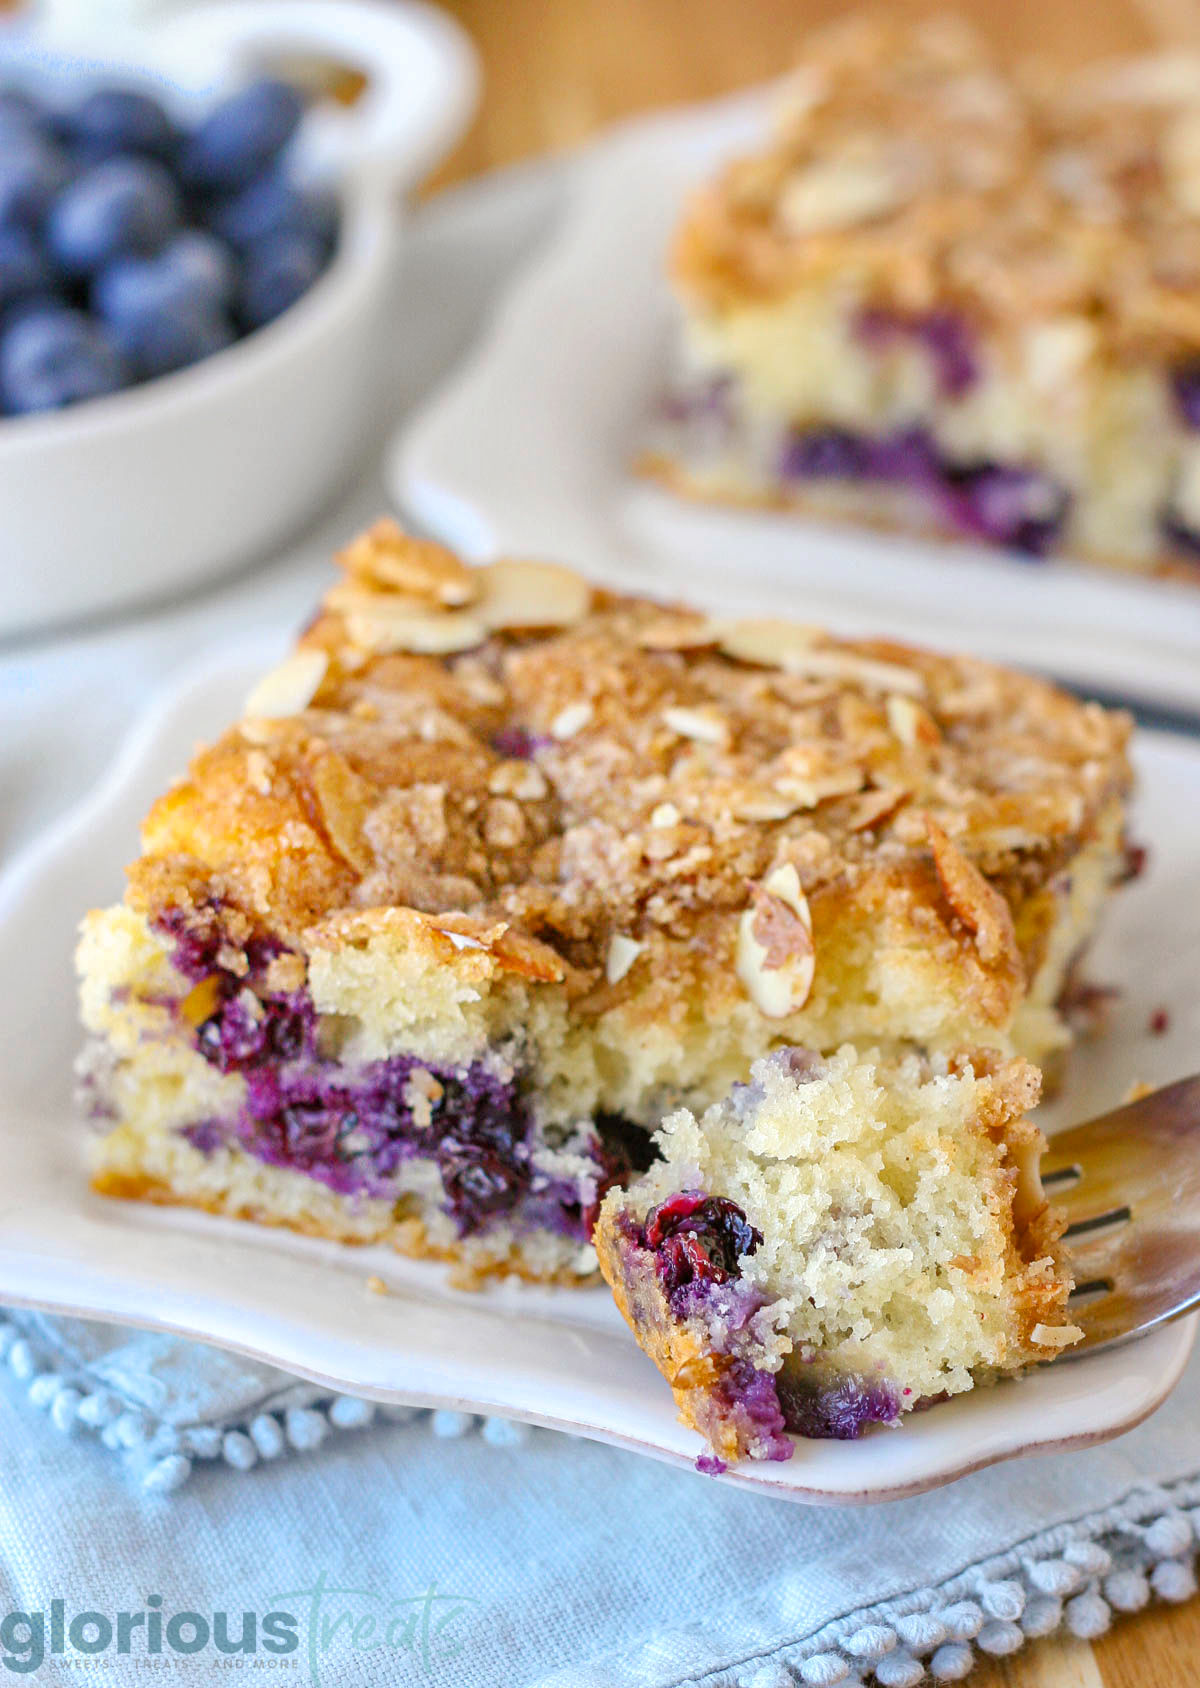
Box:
[391, 87, 1200, 717]
[0, 649, 1195, 1504]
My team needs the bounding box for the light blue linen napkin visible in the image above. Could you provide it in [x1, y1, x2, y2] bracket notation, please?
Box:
[0, 1303, 1198, 1688]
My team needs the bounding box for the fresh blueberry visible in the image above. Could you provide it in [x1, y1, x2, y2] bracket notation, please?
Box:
[93, 245, 235, 376]
[0, 89, 40, 144]
[205, 166, 336, 252]
[179, 79, 303, 192]
[0, 306, 127, 414]
[114, 294, 234, 379]
[63, 86, 175, 162]
[94, 232, 235, 328]
[0, 225, 52, 307]
[162, 229, 238, 307]
[47, 155, 180, 274]
[238, 230, 325, 329]
[0, 135, 71, 227]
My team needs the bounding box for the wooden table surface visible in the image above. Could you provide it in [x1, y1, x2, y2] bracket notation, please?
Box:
[425, 3, 1196, 1683]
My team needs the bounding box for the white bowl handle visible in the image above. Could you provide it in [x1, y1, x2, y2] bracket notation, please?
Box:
[149, 0, 479, 192]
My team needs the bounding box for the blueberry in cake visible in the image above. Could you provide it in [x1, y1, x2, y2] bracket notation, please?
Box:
[596, 1045, 1077, 1468]
[78, 520, 1129, 1287]
[644, 13, 1200, 575]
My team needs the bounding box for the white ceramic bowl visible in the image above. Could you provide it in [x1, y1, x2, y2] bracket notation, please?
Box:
[0, 0, 477, 636]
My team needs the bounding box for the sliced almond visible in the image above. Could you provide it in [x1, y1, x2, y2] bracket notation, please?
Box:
[845, 786, 909, 831]
[736, 863, 816, 1018]
[242, 648, 328, 719]
[777, 156, 905, 236]
[477, 558, 592, 631]
[886, 693, 941, 749]
[927, 817, 1019, 969]
[488, 761, 548, 800]
[717, 619, 821, 669]
[551, 701, 593, 740]
[338, 520, 477, 606]
[344, 605, 486, 656]
[795, 650, 926, 695]
[1030, 1323, 1083, 1349]
[311, 751, 375, 873]
[662, 704, 729, 746]
[605, 934, 644, 985]
[428, 916, 566, 984]
[636, 615, 719, 652]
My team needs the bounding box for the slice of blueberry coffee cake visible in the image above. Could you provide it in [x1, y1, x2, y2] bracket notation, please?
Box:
[78, 521, 1129, 1286]
[596, 1045, 1077, 1467]
[644, 13, 1200, 576]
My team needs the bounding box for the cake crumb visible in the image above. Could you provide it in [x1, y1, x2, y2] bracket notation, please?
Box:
[366, 1275, 389, 1296]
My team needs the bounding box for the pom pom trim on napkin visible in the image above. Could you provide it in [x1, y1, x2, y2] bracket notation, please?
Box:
[686, 1482, 1200, 1686]
[2, 1309, 1198, 1686]
[0, 1313, 529, 1495]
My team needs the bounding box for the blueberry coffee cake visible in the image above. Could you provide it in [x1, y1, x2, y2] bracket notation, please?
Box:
[596, 1045, 1076, 1467]
[78, 521, 1129, 1287]
[645, 13, 1200, 574]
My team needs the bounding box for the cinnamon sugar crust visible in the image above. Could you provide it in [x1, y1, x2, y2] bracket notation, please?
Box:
[129, 519, 1130, 1057]
[674, 13, 1200, 360]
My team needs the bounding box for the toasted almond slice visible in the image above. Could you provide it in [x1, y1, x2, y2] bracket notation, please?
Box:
[662, 704, 729, 746]
[736, 863, 815, 1018]
[636, 615, 720, 651]
[927, 817, 1019, 968]
[1030, 1323, 1083, 1349]
[886, 693, 941, 748]
[488, 761, 548, 800]
[717, 619, 821, 669]
[777, 156, 906, 235]
[242, 648, 328, 719]
[799, 650, 926, 695]
[846, 786, 910, 831]
[477, 558, 592, 631]
[344, 606, 487, 656]
[338, 520, 477, 606]
[605, 934, 644, 985]
[551, 701, 593, 740]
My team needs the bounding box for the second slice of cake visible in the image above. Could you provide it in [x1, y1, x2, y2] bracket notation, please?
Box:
[648, 15, 1200, 577]
[78, 521, 1130, 1286]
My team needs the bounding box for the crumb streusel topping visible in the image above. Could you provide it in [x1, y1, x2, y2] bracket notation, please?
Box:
[674, 13, 1200, 360]
[132, 520, 1130, 999]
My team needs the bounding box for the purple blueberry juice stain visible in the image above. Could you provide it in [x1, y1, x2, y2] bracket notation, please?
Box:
[938, 463, 1069, 557]
[491, 725, 551, 759]
[150, 908, 632, 1240]
[778, 423, 1068, 556]
[1162, 511, 1200, 564]
[659, 372, 734, 427]
[1171, 363, 1200, 429]
[712, 1360, 791, 1461]
[777, 1370, 901, 1439]
[857, 306, 978, 398]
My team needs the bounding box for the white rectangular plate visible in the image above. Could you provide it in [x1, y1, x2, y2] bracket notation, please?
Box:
[392, 88, 1200, 717]
[0, 648, 1195, 1503]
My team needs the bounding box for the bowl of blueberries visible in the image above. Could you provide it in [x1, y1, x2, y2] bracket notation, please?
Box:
[0, 0, 477, 635]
